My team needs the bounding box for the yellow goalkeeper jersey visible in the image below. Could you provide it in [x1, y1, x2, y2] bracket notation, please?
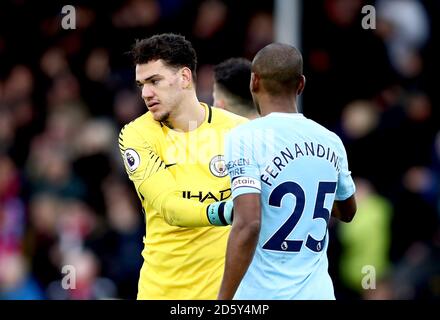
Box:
[119, 103, 247, 299]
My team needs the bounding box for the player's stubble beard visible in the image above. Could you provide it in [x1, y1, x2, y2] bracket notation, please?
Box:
[152, 91, 180, 129]
[150, 101, 177, 129]
[154, 110, 173, 129]
[146, 98, 172, 126]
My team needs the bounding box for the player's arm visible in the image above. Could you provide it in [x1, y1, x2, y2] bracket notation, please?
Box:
[119, 125, 229, 227]
[218, 193, 261, 300]
[332, 194, 356, 222]
[138, 168, 232, 227]
[332, 138, 357, 223]
[218, 128, 261, 299]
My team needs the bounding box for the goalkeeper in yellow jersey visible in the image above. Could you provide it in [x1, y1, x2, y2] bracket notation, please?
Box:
[118, 33, 247, 299]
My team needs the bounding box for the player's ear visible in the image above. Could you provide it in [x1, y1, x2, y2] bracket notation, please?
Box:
[180, 67, 193, 89]
[297, 75, 306, 95]
[250, 72, 259, 93]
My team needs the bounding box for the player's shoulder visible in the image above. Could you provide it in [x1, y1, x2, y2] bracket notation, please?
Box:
[304, 117, 345, 146]
[228, 114, 267, 134]
[209, 105, 248, 128]
[224, 118, 261, 145]
[119, 112, 160, 141]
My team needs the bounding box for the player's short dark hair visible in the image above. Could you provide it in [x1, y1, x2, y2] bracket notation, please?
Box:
[131, 33, 197, 76]
[252, 43, 303, 96]
[214, 58, 253, 105]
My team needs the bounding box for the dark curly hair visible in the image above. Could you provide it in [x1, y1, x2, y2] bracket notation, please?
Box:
[131, 33, 197, 77]
[214, 57, 253, 104]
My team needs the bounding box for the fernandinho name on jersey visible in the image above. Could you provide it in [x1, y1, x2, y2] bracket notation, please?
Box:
[260, 141, 341, 187]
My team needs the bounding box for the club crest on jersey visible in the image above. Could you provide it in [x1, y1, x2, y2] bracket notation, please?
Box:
[209, 155, 227, 177]
[124, 149, 140, 171]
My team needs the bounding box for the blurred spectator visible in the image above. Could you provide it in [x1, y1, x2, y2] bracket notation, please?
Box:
[25, 144, 85, 201]
[0, 110, 15, 154]
[81, 48, 114, 117]
[193, 0, 228, 40]
[370, 234, 440, 299]
[46, 248, 117, 300]
[0, 154, 25, 256]
[46, 73, 84, 110]
[433, 131, 440, 213]
[40, 47, 70, 80]
[72, 119, 117, 216]
[112, 0, 160, 29]
[337, 178, 393, 299]
[0, 253, 44, 300]
[57, 199, 98, 254]
[191, 0, 231, 65]
[341, 100, 380, 141]
[339, 100, 384, 193]
[196, 64, 215, 105]
[0, 65, 36, 166]
[113, 89, 145, 128]
[26, 193, 61, 288]
[302, 0, 395, 128]
[86, 180, 144, 299]
[390, 166, 439, 262]
[2, 65, 34, 102]
[376, 0, 430, 79]
[243, 11, 274, 60]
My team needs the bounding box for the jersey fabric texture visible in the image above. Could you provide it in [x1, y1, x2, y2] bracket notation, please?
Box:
[224, 112, 356, 300]
[119, 103, 247, 299]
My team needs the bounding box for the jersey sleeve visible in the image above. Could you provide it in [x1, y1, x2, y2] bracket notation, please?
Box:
[224, 128, 261, 200]
[335, 139, 356, 201]
[119, 124, 211, 227]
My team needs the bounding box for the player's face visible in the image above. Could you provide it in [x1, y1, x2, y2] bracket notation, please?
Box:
[136, 60, 182, 122]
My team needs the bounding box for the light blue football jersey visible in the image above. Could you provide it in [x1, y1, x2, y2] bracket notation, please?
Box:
[224, 112, 356, 300]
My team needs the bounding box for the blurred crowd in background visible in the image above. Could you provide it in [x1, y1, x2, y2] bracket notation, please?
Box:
[0, 0, 439, 300]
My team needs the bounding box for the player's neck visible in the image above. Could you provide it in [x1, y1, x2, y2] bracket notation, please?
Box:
[259, 95, 298, 116]
[168, 94, 205, 132]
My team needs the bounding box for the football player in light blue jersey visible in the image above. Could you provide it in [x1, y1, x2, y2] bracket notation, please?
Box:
[218, 43, 357, 300]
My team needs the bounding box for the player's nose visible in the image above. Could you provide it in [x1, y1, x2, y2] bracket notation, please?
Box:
[141, 84, 155, 99]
